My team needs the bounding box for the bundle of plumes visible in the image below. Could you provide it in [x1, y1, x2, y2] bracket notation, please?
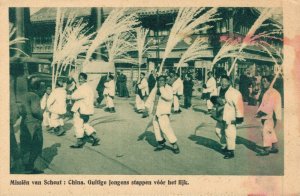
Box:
[9, 23, 28, 56]
[248, 23, 283, 63]
[177, 37, 209, 71]
[227, 7, 282, 75]
[85, 8, 140, 62]
[159, 7, 220, 74]
[211, 38, 246, 69]
[105, 32, 138, 66]
[136, 27, 151, 66]
[52, 9, 94, 87]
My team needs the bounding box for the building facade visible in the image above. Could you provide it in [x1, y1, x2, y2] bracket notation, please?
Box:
[11, 7, 283, 83]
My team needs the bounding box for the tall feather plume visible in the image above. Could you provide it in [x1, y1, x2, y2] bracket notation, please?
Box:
[227, 8, 277, 75]
[176, 37, 209, 71]
[105, 32, 138, 68]
[211, 38, 246, 71]
[85, 8, 140, 62]
[52, 8, 94, 88]
[136, 27, 151, 80]
[159, 7, 219, 74]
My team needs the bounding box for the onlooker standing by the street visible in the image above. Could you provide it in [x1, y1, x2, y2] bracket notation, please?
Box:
[255, 75, 282, 156]
[118, 70, 129, 97]
[115, 71, 120, 96]
[183, 74, 194, 109]
[239, 70, 252, 102]
[248, 77, 260, 106]
[203, 71, 217, 114]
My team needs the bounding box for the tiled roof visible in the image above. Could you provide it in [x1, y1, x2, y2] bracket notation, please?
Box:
[30, 8, 178, 23]
[31, 8, 112, 23]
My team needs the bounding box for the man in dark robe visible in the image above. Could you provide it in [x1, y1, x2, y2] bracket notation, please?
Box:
[96, 74, 107, 107]
[239, 70, 252, 102]
[118, 70, 129, 97]
[183, 74, 194, 109]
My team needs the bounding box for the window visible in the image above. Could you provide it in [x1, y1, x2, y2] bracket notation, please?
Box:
[149, 30, 155, 36]
[221, 20, 228, 33]
[218, 21, 222, 33]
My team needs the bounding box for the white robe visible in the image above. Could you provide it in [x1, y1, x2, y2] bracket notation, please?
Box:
[138, 78, 149, 96]
[103, 80, 115, 97]
[172, 78, 183, 96]
[71, 83, 94, 115]
[204, 77, 217, 96]
[216, 86, 244, 150]
[47, 88, 67, 115]
[145, 85, 173, 116]
[257, 88, 282, 120]
[257, 88, 282, 147]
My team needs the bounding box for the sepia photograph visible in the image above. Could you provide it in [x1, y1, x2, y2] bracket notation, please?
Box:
[9, 7, 284, 176]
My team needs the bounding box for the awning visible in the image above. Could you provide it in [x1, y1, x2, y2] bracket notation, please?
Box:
[10, 56, 51, 64]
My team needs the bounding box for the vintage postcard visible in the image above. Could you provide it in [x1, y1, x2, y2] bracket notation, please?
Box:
[0, 0, 300, 195]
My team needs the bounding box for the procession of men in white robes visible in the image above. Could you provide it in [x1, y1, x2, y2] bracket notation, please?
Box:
[37, 68, 282, 160]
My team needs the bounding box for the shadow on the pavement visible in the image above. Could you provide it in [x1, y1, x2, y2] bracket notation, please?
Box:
[192, 105, 207, 114]
[194, 123, 215, 134]
[188, 134, 225, 155]
[236, 136, 263, 153]
[64, 123, 73, 132]
[137, 131, 157, 147]
[95, 104, 106, 109]
[38, 143, 61, 172]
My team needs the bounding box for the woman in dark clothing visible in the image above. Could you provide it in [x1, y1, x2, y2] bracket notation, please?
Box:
[183, 74, 194, 109]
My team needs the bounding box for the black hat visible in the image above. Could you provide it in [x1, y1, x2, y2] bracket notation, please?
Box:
[220, 74, 230, 81]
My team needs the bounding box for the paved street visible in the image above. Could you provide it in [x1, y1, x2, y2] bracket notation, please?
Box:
[27, 96, 283, 175]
